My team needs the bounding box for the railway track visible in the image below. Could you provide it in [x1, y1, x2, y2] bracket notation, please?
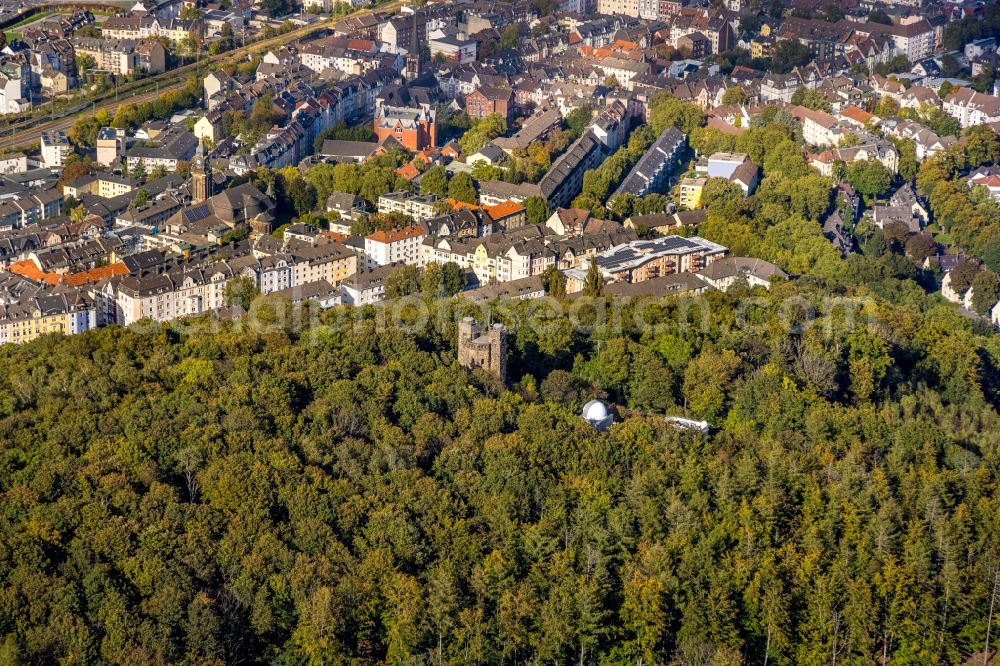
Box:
[0, 85, 168, 150]
[0, 0, 404, 150]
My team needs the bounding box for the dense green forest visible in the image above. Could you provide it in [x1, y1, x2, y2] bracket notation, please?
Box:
[5, 92, 1000, 666]
[0, 275, 998, 665]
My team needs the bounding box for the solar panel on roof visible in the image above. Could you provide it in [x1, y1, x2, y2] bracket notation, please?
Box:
[186, 203, 211, 220]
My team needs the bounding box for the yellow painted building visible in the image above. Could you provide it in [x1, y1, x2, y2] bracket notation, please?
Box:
[290, 243, 358, 287]
[7, 310, 67, 342]
[750, 36, 774, 59]
[62, 174, 137, 200]
[679, 177, 706, 210]
[473, 244, 496, 284]
[98, 177, 136, 199]
[0, 294, 97, 344]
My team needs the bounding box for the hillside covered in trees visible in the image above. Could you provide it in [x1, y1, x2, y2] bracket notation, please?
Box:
[0, 273, 999, 665]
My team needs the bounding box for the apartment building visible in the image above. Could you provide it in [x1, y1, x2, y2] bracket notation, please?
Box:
[377, 192, 441, 221]
[73, 37, 139, 76]
[943, 87, 1000, 128]
[597, 0, 642, 19]
[116, 267, 232, 326]
[465, 86, 514, 124]
[590, 235, 727, 283]
[73, 37, 166, 76]
[428, 34, 478, 64]
[40, 131, 71, 169]
[290, 243, 358, 286]
[341, 263, 399, 305]
[63, 173, 139, 200]
[125, 128, 198, 173]
[0, 292, 98, 345]
[669, 9, 734, 54]
[0, 187, 64, 230]
[300, 39, 381, 74]
[706, 152, 747, 179]
[861, 18, 934, 63]
[809, 141, 899, 177]
[791, 106, 846, 147]
[679, 177, 706, 210]
[538, 130, 607, 209]
[365, 224, 428, 268]
[699, 257, 788, 291]
[100, 16, 203, 45]
[0, 68, 28, 115]
[612, 127, 686, 197]
[96, 127, 127, 167]
[0, 153, 27, 174]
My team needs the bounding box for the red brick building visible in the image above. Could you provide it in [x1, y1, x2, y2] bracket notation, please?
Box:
[374, 105, 438, 152]
[464, 86, 514, 124]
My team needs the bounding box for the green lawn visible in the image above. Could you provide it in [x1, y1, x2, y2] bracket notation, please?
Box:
[927, 226, 953, 246]
[3, 10, 60, 31]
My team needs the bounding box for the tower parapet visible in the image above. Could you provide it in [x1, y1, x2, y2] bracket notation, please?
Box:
[457, 317, 507, 382]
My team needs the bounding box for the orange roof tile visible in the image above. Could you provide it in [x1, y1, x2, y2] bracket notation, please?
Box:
[484, 199, 525, 219]
[840, 106, 875, 124]
[973, 175, 1000, 188]
[9, 260, 128, 287]
[611, 39, 638, 51]
[63, 262, 129, 286]
[9, 260, 58, 285]
[395, 164, 421, 180]
[446, 199, 481, 211]
[367, 224, 425, 243]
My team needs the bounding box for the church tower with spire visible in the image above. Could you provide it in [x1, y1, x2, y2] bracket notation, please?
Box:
[191, 137, 210, 204]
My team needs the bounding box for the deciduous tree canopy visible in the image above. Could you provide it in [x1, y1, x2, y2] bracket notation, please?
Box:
[0, 276, 997, 665]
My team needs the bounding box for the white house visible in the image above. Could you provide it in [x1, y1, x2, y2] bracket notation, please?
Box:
[40, 131, 71, 169]
[0, 72, 27, 115]
[364, 224, 427, 268]
[0, 152, 27, 174]
[340, 263, 401, 305]
[698, 256, 787, 291]
[943, 87, 1000, 128]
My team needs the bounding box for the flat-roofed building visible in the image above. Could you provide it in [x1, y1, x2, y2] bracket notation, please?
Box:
[589, 235, 726, 283]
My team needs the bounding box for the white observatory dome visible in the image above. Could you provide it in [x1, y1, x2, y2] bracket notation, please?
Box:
[582, 400, 609, 422]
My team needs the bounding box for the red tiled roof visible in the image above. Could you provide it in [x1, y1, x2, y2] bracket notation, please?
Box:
[484, 199, 525, 219]
[9, 260, 128, 286]
[706, 117, 745, 135]
[367, 224, 425, 243]
[9, 260, 57, 285]
[610, 39, 638, 51]
[972, 174, 1000, 188]
[446, 199, 480, 211]
[64, 262, 129, 286]
[395, 164, 421, 180]
[840, 106, 875, 124]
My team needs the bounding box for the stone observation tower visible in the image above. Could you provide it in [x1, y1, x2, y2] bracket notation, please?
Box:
[457, 317, 507, 382]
